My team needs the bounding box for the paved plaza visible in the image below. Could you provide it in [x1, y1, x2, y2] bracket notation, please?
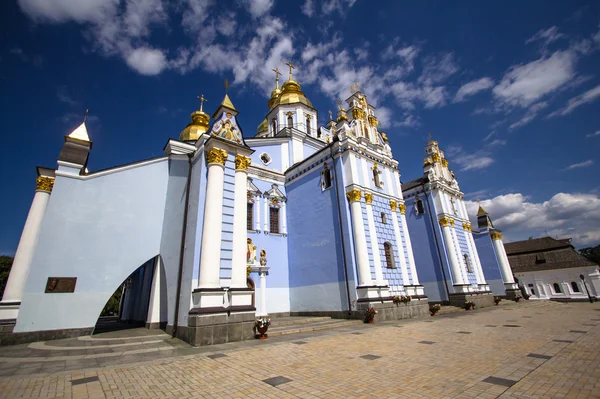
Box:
[1, 300, 599, 399]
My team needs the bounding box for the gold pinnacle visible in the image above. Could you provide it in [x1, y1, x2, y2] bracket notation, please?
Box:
[197, 94, 207, 112]
[272, 67, 281, 89]
[285, 61, 295, 80]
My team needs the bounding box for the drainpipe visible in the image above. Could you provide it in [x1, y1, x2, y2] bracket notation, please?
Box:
[331, 145, 353, 315]
[422, 184, 451, 301]
[172, 153, 193, 338]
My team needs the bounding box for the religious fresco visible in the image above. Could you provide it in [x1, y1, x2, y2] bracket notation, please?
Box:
[211, 111, 243, 144]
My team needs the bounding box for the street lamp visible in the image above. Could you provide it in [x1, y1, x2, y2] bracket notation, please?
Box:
[579, 274, 594, 304]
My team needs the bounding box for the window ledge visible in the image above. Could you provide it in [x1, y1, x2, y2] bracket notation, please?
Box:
[266, 232, 287, 237]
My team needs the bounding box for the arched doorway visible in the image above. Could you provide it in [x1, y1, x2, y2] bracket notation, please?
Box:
[93, 256, 165, 334]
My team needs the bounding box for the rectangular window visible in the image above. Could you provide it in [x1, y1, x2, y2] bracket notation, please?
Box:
[464, 254, 473, 273]
[247, 203, 253, 231]
[270, 207, 280, 234]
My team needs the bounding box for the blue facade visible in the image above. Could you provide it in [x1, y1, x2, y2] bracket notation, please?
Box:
[474, 232, 505, 295]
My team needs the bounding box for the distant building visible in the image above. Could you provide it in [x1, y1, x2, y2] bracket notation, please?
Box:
[505, 237, 600, 301]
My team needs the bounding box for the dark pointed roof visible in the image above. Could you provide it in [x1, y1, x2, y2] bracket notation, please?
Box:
[401, 176, 429, 192]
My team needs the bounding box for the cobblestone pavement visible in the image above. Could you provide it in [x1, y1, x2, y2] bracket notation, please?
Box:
[1, 300, 599, 398]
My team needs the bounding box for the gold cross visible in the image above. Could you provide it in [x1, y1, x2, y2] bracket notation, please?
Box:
[285, 61, 295, 79]
[272, 67, 281, 88]
[350, 82, 360, 94]
[197, 94, 207, 112]
[224, 79, 229, 93]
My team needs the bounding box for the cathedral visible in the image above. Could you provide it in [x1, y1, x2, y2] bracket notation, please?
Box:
[0, 65, 514, 346]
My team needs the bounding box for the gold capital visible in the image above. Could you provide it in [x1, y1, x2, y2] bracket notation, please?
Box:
[462, 222, 472, 232]
[36, 176, 54, 192]
[206, 148, 228, 165]
[432, 153, 441, 163]
[449, 219, 455, 227]
[491, 232, 503, 240]
[235, 155, 251, 171]
[346, 190, 362, 203]
[389, 200, 397, 212]
[399, 204, 406, 215]
[438, 217, 450, 227]
[368, 115, 378, 127]
[364, 193, 373, 204]
[441, 158, 448, 167]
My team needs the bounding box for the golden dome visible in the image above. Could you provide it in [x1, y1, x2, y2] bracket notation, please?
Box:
[257, 118, 268, 134]
[267, 87, 282, 109]
[179, 110, 210, 141]
[270, 79, 314, 109]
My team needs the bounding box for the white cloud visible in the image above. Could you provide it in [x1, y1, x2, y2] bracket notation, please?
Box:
[454, 77, 494, 102]
[301, 0, 314, 17]
[548, 84, 600, 117]
[525, 26, 564, 47]
[418, 52, 458, 85]
[243, 0, 274, 18]
[17, 0, 116, 23]
[493, 50, 577, 107]
[564, 160, 594, 170]
[181, 0, 213, 34]
[586, 130, 600, 138]
[466, 192, 600, 247]
[446, 145, 495, 171]
[125, 47, 167, 75]
[487, 139, 506, 147]
[509, 101, 548, 129]
[321, 0, 357, 15]
[57, 86, 78, 106]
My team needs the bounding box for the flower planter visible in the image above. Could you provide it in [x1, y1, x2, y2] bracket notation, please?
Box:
[257, 325, 269, 339]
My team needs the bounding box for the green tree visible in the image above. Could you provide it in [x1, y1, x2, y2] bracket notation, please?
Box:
[0, 256, 14, 300]
[579, 244, 600, 265]
[100, 285, 123, 316]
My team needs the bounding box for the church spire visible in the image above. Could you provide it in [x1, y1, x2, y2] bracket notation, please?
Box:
[67, 110, 91, 142]
[477, 199, 495, 229]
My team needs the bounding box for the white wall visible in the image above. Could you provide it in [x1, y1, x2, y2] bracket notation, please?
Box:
[515, 266, 599, 300]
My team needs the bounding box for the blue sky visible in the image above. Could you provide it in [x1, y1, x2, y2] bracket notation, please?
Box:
[1, 0, 600, 253]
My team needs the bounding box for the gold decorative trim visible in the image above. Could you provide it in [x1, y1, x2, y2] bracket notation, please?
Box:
[352, 108, 366, 119]
[364, 193, 373, 204]
[368, 115, 378, 127]
[206, 148, 228, 165]
[424, 159, 433, 166]
[399, 204, 406, 215]
[389, 200, 397, 212]
[36, 176, 54, 192]
[441, 158, 448, 167]
[490, 232, 503, 240]
[462, 222, 472, 232]
[449, 219, 455, 227]
[432, 153, 441, 163]
[346, 189, 362, 203]
[235, 155, 251, 171]
[438, 217, 450, 227]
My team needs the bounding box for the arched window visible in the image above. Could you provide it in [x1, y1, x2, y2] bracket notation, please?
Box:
[306, 115, 311, 135]
[321, 163, 332, 190]
[553, 283, 562, 294]
[463, 254, 473, 273]
[372, 164, 382, 188]
[384, 242, 395, 268]
[247, 202, 254, 231]
[381, 212, 387, 224]
[571, 281, 580, 292]
[416, 199, 425, 215]
[287, 113, 294, 128]
[271, 118, 277, 135]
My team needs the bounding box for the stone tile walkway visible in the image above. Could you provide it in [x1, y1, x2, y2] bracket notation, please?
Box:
[1, 300, 599, 398]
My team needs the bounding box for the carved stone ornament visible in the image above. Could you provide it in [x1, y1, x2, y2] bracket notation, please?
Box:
[364, 193, 373, 204]
[368, 115, 378, 127]
[235, 155, 251, 171]
[441, 158, 449, 167]
[389, 200, 397, 211]
[206, 148, 228, 165]
[36, 176, 54, 192]
[490, 231, 503, 240]
[346, 189, 362, 203]
[438, 217, 450, 227]
[247, 238, 257, 264]
[399, 204, 406, 215]
[432, 153, 441, 163]
[259, 249, 267, 266]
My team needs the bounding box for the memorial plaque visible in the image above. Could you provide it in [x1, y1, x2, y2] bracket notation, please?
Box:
[45, 277, 77, 293]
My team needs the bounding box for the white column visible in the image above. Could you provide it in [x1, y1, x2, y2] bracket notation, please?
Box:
[197, 148, 227, 289]
[1, 177, 53, 309]
[257, 267, 269, 316]
[281, 202, 287, 235]
[492, 232, 515, 284]
[263, 196, 269, 233]
[439, 217, 465, 285]
[255, 196, 261, 231]
[390, 201, 410, 285]
[365, 194, 385, 286]
[347, 190, 372, 286]
[399, 205, 419, 285]
[146, 257, 162, 327]
[231, 155, 250, 288]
